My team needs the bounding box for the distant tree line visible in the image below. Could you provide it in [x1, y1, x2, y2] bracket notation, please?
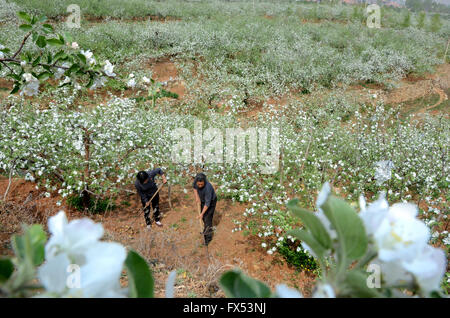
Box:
[406, 0, 450, 14]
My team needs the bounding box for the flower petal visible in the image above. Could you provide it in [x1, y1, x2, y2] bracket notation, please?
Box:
[48, 211, 68, 237]
[402, 245, 446, 295]
[77, 242, 126, 297]
[38, 253, 71, 294]
[316, 182, 331, 209]
[276, 284, 303, 298]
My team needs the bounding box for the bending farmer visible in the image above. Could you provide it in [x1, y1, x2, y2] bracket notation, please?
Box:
[193, 173, 217, 246]
[135, 168, 167, 229]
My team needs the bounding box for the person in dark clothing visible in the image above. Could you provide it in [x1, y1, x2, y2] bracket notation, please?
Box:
[135, 168, 167, 229]
[193, 173, 217, 246]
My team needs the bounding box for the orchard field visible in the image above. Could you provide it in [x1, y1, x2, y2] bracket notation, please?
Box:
[0, 0, 449, 298]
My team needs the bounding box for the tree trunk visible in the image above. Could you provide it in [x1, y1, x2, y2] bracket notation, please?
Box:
[82, 128, 91, 210]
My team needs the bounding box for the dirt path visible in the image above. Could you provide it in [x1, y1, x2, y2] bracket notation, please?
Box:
[419, 86, 448, 113]
[384, 64, 450, 108]
[0, 178, 315, 297]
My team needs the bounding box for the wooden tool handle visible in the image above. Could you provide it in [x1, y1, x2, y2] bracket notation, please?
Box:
[198, 202, 203, 231]
[143, 183, 164, 211]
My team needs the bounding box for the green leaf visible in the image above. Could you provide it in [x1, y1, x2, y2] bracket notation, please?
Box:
[77, 53, 87, 65]
[12, 235, 26, 261]
[42, 24, 54, 33]
[65, 63, 80, 76]
[287, 199, 332, 250]
[86, 76, 94, 88]
[0, 258, 14, 283]
[11, 225, 46, 266]
[23, 52, 32, 63]
[32, 55, 41, 67]
[17, 11, 32, 23]
[321, 195, 368, 262]
[19, 24, 33, 32]
[7, 73, 21, 81]
[58, 34, 65, 45]
[46, 38, 64, 46]
[53, 51, 67, 62]
[344, 270, 382, 298]
[0, 47, 11, 54]
[219, 269, 272, 298]
[288, 228, 326, 259]
[26, 225, 46, 266]
[38, 15, 48, 23]
[37, 72, 51, 81]
[63, 31, 73, 44]
[36, 36, 47, 48]
[10, 85, 20, 95]
[125, 250, 154, 298]
[31, 31, 38, 42]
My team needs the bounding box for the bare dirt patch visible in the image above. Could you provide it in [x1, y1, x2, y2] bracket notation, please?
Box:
[148, 57, 186, 99]
[0, 78, 13, 99]
[385, 79, 435, 105]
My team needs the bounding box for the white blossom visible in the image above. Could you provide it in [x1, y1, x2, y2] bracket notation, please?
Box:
[127, 78, 136, 88]
[80, 49, 96, 66]
[37, 211, 127, 297]
[90, 76, 107, 90]
[275, 284, 303, 298]
[103, 60, 115, 77]
[20, 73, 40, 96]
[374, 160, 395, 186]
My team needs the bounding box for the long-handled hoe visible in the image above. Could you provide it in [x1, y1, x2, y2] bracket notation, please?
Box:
[138, 183, 164, 227]
[197, 202, 211, 261]
[197, 201, 203, 234]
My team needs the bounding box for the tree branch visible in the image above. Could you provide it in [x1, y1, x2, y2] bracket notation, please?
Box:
[113, 143, 153, 171]
[0, 58, 69, 71]
[0, 61, 15, 75]
[3, 160, 17, 201]
[12, 32, 32, 59]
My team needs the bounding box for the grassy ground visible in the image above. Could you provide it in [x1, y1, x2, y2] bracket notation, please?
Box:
[393, 93, 441, 118]
[432, 87, 450, 114]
